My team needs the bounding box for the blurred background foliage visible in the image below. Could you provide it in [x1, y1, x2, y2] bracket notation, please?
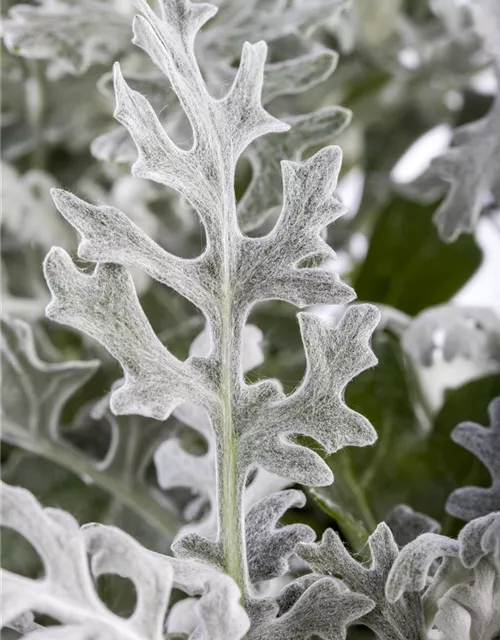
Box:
[1, 0, 500, 636]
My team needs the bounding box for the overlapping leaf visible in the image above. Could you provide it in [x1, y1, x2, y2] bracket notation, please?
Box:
[42, 5, 380, 634]
[446, 397, 500, 521]
[408, 0, 500, 242]
[386, 512, 500, 640]
[2, 0, 132, 78]
[0, 316, 179, 540]
[0, 482, 249, 639]
[297, 523, 426, 640]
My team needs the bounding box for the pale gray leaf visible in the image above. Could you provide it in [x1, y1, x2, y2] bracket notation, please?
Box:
[386, 510, 500, 636]
[83, 524, 173, 639]
[191, 577, 250, 640]
[43, 248, 212, 420]
[249, 577, 374, 640]
[1, 163, 72, 249]
[246, 490, 315, 584]
[241, 304, 379, 486]
[447, 397, 500, 521]
[458, 512, 500, 568]
[407, 0, 500, 242]
[385, 533, 460, 603]
[2, 0, 131, 78]
[238, 108, 351, 232]
[1, 482, 249, 639]
[433, 556, 500, 640]
[402, 305, 500, 367]
[1, 316, 99, 443]
[262, 49, 338, 103]
[0, 482, 137, 636]
[385, 505, 441, 547]
[211, 0, 346, 58]
[298, 523, 426, 640]
[167, 598, 199, 636]
[43, 0, 378, 597]
[49, 188, 208, 314]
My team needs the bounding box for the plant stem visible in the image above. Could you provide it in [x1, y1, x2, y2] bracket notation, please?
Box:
[220, 328, 245, 595]
[218, 185, 246, 597]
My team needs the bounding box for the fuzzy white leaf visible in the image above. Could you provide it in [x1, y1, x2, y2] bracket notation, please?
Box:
[2, 0, 132, 78]
[385, 533, 460, 603]
[385, 504, 441, 547]
[240, 304, 379, 486]
[298, 523, 426, 640]
[402, 305, 500, 368]
[44, 248, 212, 420]
[1, 163, 72, 249]
[386, 512, 500, 640]
[238, 107, 351, 231]
[246, 490, 315, 584]
[1, 482, 249, 639]
[1, 317, 179, 540]
[1, 482, 152, 639]
[434, 556, 500, 640]
[43, 0, 379, 612]
[249, 577, 374, 640]
[1, 316, 99, 442]
[408, 0, 500, 242]
[447, 397, 500, 521]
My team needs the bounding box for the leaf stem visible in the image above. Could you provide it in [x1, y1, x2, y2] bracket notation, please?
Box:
[3, 425, 179, 541]
[218, 193, 246, 597]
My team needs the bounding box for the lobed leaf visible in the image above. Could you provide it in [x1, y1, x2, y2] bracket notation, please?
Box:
[408, 0, 500, 242]
[1, 482, 249, 639]
[447, 397, 500, 521]
[298, 523, 426, 640]
[2, 0, 132, 78]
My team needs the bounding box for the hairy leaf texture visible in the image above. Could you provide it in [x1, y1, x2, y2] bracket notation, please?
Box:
[297, 523, 426, 640]
[408, 0, 500, 242]
[43, 0, 380, 604]
[93, 48, 343, 174]
[446, 397, 500, 521]
[153, 324, 292, 547]
[0, 316, 179, 538]
[90, 1, 349, 231]
[385, 505, 441, 547]
[0, 482, 249, 639]
[248, 577, 374, 640]
[238, 106, 352, 231]
[2, 0, 132, 79]
[386, 512, 500, 640]
[245, 490, 315, 584]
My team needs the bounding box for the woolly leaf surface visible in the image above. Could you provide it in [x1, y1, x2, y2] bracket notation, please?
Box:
[297, 523, 426, 640]
[1, 482, 249, 639]
[447, 397, 500, 520]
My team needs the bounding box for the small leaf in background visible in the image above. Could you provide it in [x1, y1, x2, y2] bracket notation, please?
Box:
[392, 374, 500, 536]
[354, 196, 482, 315]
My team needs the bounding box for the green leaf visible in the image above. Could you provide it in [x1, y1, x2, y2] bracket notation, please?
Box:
[353, 196, 482, 315]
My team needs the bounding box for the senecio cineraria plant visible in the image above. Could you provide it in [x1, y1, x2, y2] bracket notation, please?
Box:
[1, 0, 500, 639]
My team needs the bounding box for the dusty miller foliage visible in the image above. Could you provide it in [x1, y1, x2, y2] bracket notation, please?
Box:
[1, 0, 500, 639]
